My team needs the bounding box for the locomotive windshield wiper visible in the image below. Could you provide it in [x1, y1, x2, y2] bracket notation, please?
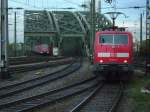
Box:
[112, 34, 115, 48]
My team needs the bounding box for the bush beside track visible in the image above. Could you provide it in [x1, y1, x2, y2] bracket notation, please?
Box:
[128, 73, 150, 112]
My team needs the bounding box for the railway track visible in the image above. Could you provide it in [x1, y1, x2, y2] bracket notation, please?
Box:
[0, 61, 80, 99]
[0, 77, 98, 112]
[133, 63, 150, 73]
[133, 58, 149, 72]
[9, 57, 74, 74]
[9, 56, 66, 65]
[0, 58, 125, 112]
[69, 82, 124, 112]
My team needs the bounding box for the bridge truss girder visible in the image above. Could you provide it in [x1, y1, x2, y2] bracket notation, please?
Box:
[24, 10, 112, 56]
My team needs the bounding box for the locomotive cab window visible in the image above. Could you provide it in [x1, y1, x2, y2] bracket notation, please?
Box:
[114, 35, 128, 45]
[100, 35, 113, 44]
[99, 34, 128, 45]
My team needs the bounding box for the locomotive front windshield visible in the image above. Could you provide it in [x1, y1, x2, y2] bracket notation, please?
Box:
[100, 34, 128, 45]
[41, 44, 49, 48]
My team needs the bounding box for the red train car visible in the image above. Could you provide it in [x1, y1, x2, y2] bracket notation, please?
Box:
[93, 31, 134, 80]
[32, 44, 52, 55]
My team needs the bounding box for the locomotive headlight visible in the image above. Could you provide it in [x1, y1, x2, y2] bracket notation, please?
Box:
[124, 60, 128, 63]
[100, 60, 103, 63]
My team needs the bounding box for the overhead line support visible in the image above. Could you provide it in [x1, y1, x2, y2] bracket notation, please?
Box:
[0, 0, 10, 79]
[90, 0, 96, 62]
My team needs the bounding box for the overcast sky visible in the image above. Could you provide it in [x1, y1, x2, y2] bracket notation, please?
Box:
[8, 0, 147, 43]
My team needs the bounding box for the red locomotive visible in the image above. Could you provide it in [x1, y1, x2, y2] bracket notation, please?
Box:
[93, 31, 134, 80]
[32, 44, 52, 55]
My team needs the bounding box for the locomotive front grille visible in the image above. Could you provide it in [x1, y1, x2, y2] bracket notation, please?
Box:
[96, 63, 132, 72]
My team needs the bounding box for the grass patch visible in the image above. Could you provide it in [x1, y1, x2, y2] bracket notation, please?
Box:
[128, 73, 150, 112]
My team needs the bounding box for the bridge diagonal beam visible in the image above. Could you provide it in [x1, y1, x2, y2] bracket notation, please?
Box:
[53, 11, 84, 37]
[73, 12, 86, 35]
[77, 12, 90, 31]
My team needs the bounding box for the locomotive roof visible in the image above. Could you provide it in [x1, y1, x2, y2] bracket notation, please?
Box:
[96, 31, 132, 34]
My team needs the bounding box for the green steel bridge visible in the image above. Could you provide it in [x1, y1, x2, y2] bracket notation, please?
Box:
[24, 10, 112, 56]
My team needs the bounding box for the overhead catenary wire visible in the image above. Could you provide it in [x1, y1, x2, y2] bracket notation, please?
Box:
[100, 6, 146, 10]
[9, 0, 79, 10]
[9, 0, 146, 11]
[9, 0, 43, 9]
[63, 0, 81, 6]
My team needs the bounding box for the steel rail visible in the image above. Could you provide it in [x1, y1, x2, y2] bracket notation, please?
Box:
[108, 82, 124, 112]
[9, 56, 66, 65]
[0, 77, 98, 112]
[69, 82, 124, 112]
[9, 57, 74, 74]
[0, 61, 79, 98]
[0, 61, 74, 90]
[70, 82, 104, 112]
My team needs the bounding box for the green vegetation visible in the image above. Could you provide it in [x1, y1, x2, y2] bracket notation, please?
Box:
[137, 39, 150, 57]
[8, 43, 25, 57]
[128, 74, 150, 112]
